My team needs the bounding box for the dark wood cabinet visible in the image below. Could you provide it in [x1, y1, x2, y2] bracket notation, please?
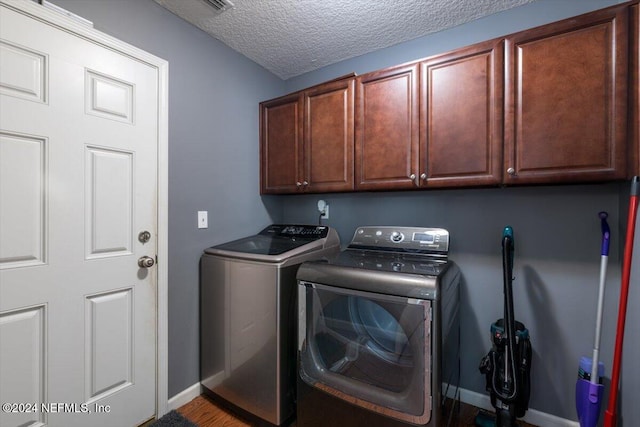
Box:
[260, 93, 302, 194]
[261, 2, 636, 194]
[420, 39, 504, 188]
[355, 63, 419, 190]
[260, 79, 354, 194]
[303, 78, 354, 193]
[632, 3, 639, 176]
[504, 5, 629, 184]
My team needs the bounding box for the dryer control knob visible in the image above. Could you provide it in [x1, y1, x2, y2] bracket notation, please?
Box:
[390, 232, 404, 243]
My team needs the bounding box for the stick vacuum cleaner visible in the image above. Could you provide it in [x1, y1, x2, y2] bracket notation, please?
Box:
[478, 226, 532, 427]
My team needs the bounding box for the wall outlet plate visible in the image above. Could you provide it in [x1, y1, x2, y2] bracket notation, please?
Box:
[198, 211, 208, 229]
[320, 204, 329, 219]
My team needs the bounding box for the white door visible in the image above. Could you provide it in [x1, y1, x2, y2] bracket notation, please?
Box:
[0, 3, 159, 427]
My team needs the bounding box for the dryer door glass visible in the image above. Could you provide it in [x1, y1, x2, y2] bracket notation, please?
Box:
[298, 282, 432, 424]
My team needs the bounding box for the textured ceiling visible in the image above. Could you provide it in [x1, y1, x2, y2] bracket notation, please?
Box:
[154, 0, 537, 80]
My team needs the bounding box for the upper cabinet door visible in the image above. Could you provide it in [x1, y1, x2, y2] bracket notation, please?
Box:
[304, 78, 355, 193]
[420, 39, 504, 188]
[632, 3, 639, 177]
[260, 93, 303, 194]
[355, 63, 419, 190]
[504, 5, 628, 184]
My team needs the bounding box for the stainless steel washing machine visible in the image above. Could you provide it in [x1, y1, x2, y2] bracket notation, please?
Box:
[200, 224, 340, 426]
[296, 226, 460, 427]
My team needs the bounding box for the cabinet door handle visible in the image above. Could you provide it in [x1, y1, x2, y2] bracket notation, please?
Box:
[420, 173, 427, 180]
[302, 181, 309, 186]
[507, 167, 515, 176]
[296, 181, 302, 187]
[409, 174, 416, 180]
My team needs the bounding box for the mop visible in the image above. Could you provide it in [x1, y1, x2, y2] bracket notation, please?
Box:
[575, 212, 609, 427]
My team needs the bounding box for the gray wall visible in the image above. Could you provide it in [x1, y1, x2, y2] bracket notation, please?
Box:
[51, 0, 640, 424]
[278, 0, 639, 424]
[284, 0, 627, 92]
[51, 0, 285, 398]
[279, 184, 632, 422]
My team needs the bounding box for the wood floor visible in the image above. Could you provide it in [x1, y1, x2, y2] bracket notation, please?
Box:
[178, 395, 251, 427]
[177, 395, 537, 427]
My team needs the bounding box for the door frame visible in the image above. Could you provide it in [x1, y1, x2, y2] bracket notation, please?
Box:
[1, 0, 170, 419]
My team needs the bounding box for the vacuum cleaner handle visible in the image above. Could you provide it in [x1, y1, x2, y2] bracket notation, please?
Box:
[499, 226, 519, 402]
[503, 226, 514, 269]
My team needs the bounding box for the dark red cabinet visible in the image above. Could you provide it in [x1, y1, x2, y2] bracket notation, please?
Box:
[420, 38, 504, 188]
[504, 5, 629, 184]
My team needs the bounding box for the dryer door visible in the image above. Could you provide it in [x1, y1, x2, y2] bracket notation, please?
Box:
[298, 281, 432, 424]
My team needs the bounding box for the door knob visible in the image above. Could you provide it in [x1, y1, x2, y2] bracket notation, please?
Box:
[138, 256, 155, 268]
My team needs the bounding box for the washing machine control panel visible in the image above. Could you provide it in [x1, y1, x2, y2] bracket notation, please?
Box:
[349, 226, 449, 254]
[261, 224, 329, 239]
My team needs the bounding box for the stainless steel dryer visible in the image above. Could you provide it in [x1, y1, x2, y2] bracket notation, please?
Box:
[200, 224, 340, 426]
[296, 226, 460, 427]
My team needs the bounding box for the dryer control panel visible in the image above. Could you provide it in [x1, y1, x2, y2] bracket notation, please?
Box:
[348, 226, 449, 255]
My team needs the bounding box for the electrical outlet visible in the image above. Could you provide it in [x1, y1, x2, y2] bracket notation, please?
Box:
[198, 211, 208, 229]
[320, 204, 329, 219]
[317, 199, 329, 220]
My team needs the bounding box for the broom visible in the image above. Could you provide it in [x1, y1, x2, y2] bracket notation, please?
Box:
[604, 176, 639, 427]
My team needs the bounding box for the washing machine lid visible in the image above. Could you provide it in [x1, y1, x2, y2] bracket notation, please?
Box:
[204, 224, 340, 263]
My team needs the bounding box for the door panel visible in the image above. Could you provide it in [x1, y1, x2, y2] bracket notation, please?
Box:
[0, 4, 158, 426]
[260, 93, 303, 193]
[632, 4, 639, 176]
[504, 5, 628, 183]
[421, 39, 503, 187]
[0, 39, 47, 103]
[85, 146, 134, 258]
[0, 132, 47, 268]
[85, 288, 134, 401]
[304, 78, 354, 192]
[355, 64, 419, 190]
[0, 305, 46, 427]
[85, 70, 134, 124]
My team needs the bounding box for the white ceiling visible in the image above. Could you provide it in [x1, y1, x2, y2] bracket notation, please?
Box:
[154, 0, 537, 80]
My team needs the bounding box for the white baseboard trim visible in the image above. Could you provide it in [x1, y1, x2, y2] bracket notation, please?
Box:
[458, 387, 579, 427]
[167, 382, 202, 411]
[169, 382, 579, 427]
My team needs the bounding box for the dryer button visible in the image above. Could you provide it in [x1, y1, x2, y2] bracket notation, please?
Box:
[391, 232, 404, 243]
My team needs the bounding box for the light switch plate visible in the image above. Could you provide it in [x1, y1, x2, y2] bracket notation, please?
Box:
[198, 211, 208, 229]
